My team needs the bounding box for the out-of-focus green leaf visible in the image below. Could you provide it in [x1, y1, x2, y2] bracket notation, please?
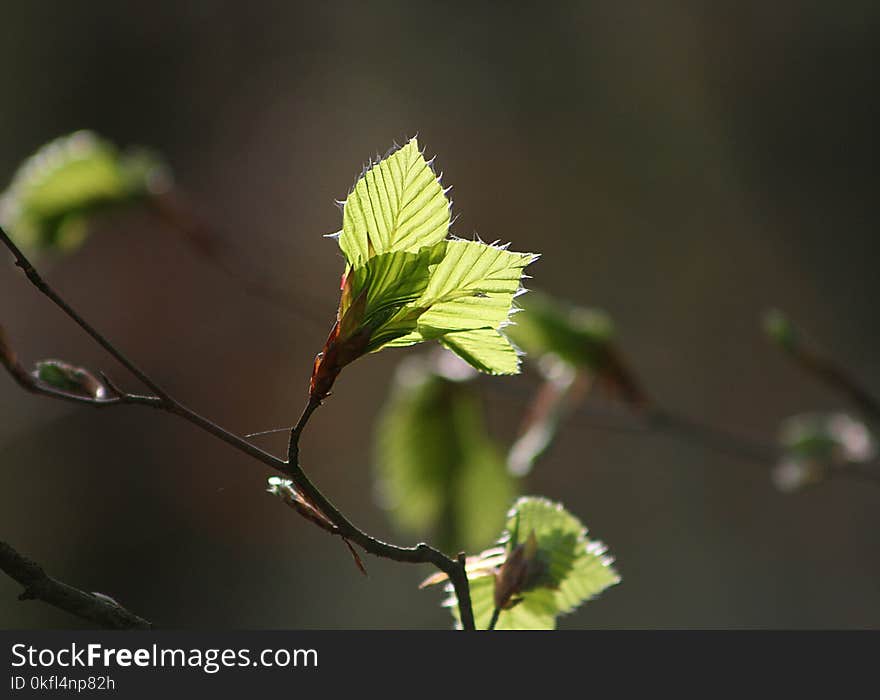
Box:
[762, 308, 799, 354]
[506, 291, 614, 370]
[773, 412, 876, 492]
[502, 291, 644, 475]
[434, 496, 619, 629]
[374, 354, 514, 552]
[0, 131, 170, 252]
[338, 138, 450, 269]
[507, 290, 644, 402]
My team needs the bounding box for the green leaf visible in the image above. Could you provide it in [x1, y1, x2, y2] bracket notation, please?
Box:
[780, 412, 875, 462]
[773, 412, 876, 492]
[506, 290, 614, 371]
[374, 354, 514, 552]
[762, 308, 799, 353]
[440, 496, 620, 629]
[340, 242, 447, 351]
[437, 328, 521, 375]
[0, 131, 170, 253]
[314, 140, 537, 391]
[379, 240, 537, 374]
[339, 138, 450, 269]
[503, 292, 645, 475]
[418, 240, 535, 327]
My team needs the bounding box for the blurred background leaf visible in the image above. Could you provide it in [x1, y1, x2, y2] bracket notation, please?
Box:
[374, 352, 514, 553]
[505, 290, 646, 475]
[0, 131, 169, 253]
[763, 308, 799, 354]
[773, 412, 876, 492]
[508, 290, 616, 371]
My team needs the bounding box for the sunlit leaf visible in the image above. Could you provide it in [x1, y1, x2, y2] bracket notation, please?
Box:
[374, 354, 514, 552]
[439, 496, 620, 629]
[341, 242, 447, 351]
[378, 240, 537, 374]
[437, 327, 521, 375]
[338, 138, 450, 269]
[311, 140, 537, 396]
[0, 131, 170, 253]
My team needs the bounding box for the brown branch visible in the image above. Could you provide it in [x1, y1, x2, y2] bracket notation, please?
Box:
[486, 377, 880, 486]
[768, 316, 880, 423]
[284, 398, 476, 630]
[148, 189, 329, 329]
[0, 227, 287, 471]
[0, 224, 475, 630]
[580, 401, 880, 485]
[0, 540, 151, 629]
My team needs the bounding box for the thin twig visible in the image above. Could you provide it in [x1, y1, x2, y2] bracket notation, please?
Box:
[149, 190, 329, 329]
[773, 329, 880, 423]
[284, 398, 477, 630]
[0, 226, 286, 471]
[486, 377, 880, 485]
[0, 224, 476, 630]
[487, 606, 501, 631]
[487, 376, 779, 465]
[644, 407, 780, 465]
[0, 540, 151, 629]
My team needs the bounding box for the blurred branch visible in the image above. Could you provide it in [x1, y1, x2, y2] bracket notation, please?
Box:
[0, 540, 151, 629]
[0, 224, 475, 630]
[486, 377, 880, 485]
[590, 402, 880, 486]
[645, 407, 780, 464]
[765, 310, 880, 423]
[0, 224, 288, 470]
[149, 190, 329, 329]
[797, 354, 880, 422]
[284, 397, 476, 630]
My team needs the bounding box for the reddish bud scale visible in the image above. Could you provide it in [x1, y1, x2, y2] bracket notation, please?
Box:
[309, 320, 372, 403]
[309, 267, 375, 402]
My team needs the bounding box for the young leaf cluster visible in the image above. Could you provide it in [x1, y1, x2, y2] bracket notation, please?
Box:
[425, 496, 620, 630]
[311, 138, 537, 399]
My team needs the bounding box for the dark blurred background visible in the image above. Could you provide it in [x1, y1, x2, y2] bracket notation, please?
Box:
[1, 1, 878, 629]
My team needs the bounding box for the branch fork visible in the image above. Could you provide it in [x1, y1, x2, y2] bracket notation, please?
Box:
[0, 224, 476, 630]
